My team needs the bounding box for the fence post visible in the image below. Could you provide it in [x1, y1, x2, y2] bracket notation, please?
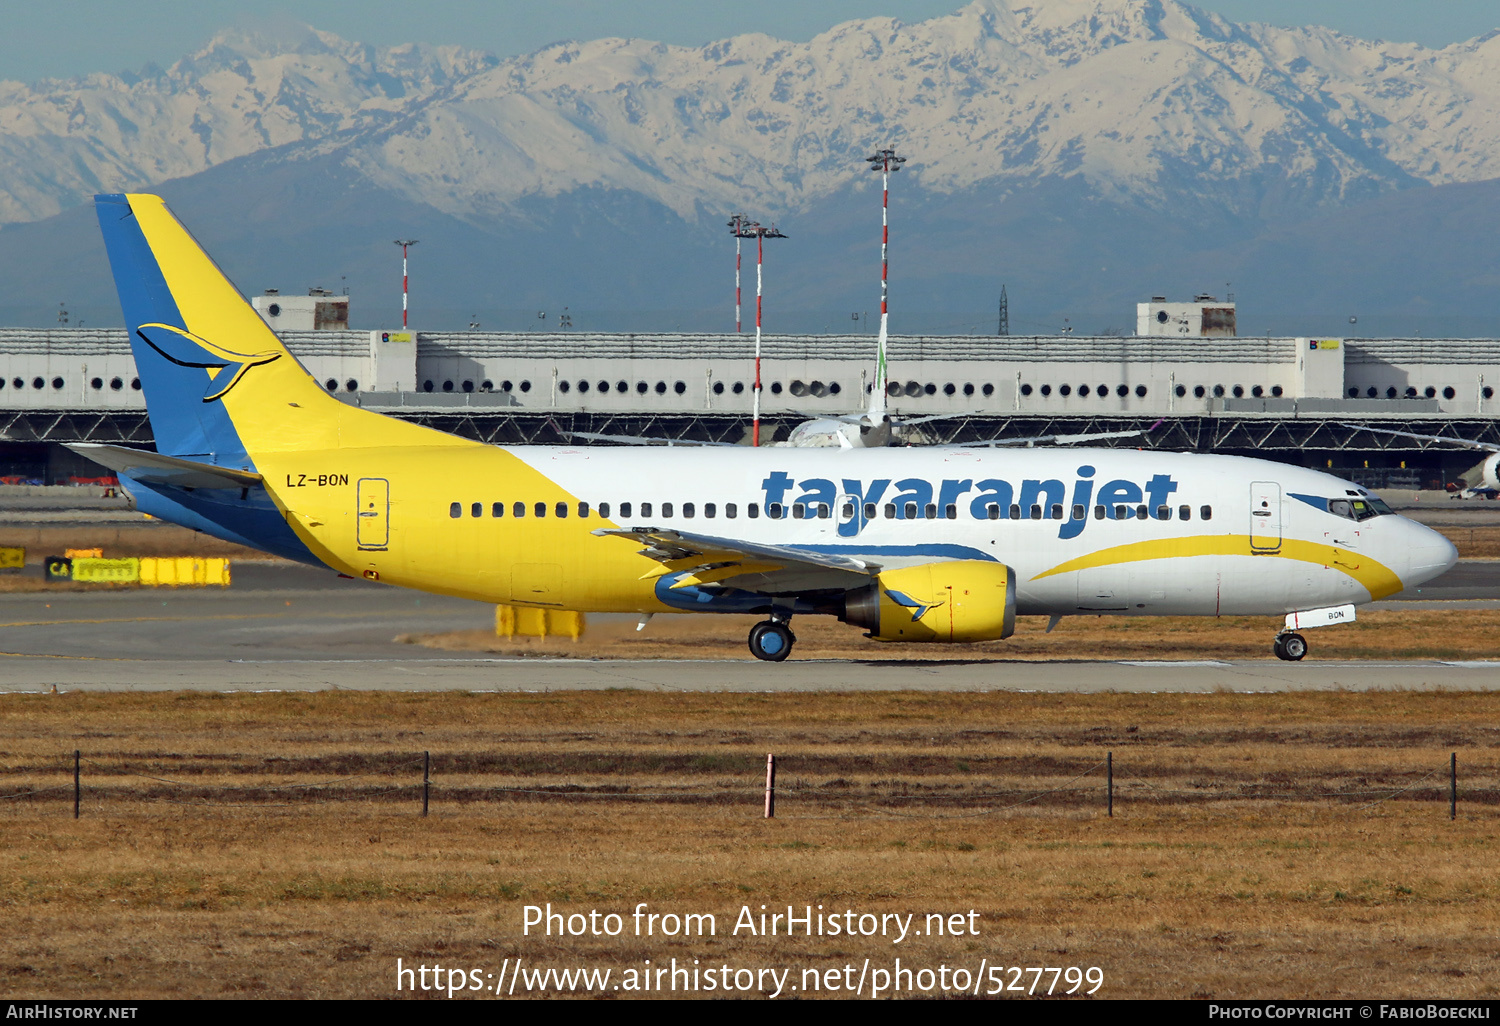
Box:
[1107, 751, 1113, 818]
[423, 751, 430, 817]
[1450, 752, 1457, 821]
[73, 750, 80, 820]
[764, 754, 776, 819]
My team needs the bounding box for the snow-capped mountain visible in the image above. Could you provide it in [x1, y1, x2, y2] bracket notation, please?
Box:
[2, 0, 1499, 336]
[3, 0, 1498, 230]
[0, 23, 495, 225]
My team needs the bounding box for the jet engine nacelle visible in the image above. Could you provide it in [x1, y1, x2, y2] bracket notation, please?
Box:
[1482, 453, 1500, 493]
[843, 560, 1017, 642]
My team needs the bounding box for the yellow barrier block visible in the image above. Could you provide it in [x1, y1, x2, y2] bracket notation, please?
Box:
[495, 604, 585, 639]
[0, 547, 23, 570]
[70, 557, 141, 584]
[138, 557, 231, 587]
[65, 548, 103, 559]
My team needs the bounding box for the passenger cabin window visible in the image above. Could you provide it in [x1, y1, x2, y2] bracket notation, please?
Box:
[726, 503, 737, 518]
[1072, 504, 1085, 520]
[449, 502, 461, 518]
[793, 504, 805, 520]
[555, 502, 568, 519]
[987, 504, 1000, 520]
[705, 503, 716, 518]
[863, 503, 876, 520]
[514, 502, 525, 518]
[747, 503, 759, 519]
[492, 502, 505, 518]
[471, 503, 482, 517]
[661, 502, 673, 518]
[640, 502, 652, 517]
[1094, 505, 1105, 519]
[768, 503, 781, 519]
[598, 502, 610, 518]
[945, 504, 958, 519]
[905, 502, 918, 520]
[885, 503, 897, 519]
[1179, 505, 1191, 521]
[1201, 506, 1212, 520]
[1050, 503, 1063, 520]
[1010, 504, 1021, 520]
[535, 502, 547, 518]
[818, 504, 830, 519]
[683, 503, 695, 518]
[1156, 506, 1170, 520]
[579, 502, 590, 517]
[924, 503, 937, 519]
[1029, 504, 1042, 520]
[1135, 505, 1148, 520]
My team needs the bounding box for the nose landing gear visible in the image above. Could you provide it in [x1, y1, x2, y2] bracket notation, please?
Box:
[748, 619, 796, 662]
[1273, 632, 1308, 661]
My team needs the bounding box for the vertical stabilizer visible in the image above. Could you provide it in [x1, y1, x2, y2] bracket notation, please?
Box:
[95, 194, 466, 464]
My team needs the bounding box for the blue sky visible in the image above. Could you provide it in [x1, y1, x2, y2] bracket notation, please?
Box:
[3, 1, 1497, 85]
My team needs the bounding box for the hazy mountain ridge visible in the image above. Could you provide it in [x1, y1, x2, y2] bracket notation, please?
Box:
[3, 0, 1500, 230]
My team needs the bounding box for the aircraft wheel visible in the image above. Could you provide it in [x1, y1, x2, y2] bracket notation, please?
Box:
[1275, 632, 1308, 662]
[748, 621, 794, 662]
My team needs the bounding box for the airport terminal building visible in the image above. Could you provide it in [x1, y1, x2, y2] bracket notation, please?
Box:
[0, 323, 1496, 491]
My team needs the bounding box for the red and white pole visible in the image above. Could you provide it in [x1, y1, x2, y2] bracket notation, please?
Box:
[394, 239, 418, 329]
[736, 235, 743, 333]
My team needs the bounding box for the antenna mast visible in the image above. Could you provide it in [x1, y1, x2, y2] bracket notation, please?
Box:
[728, 214, 748, 332]
[393, 239, 418, 329]
[865, 147, 906, 415]
[731, 220, 787, 446]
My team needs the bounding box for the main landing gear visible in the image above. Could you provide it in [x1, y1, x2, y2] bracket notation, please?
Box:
[748, 619, 796, 662]
[1273, 632, 1308, 662]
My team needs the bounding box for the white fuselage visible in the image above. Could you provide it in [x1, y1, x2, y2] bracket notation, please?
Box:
[510, 446, 1456, 617]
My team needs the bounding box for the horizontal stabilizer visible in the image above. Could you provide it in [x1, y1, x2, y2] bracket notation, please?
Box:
[65, 443, 262, 490]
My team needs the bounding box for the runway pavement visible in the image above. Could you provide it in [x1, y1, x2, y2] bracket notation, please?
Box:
[0, 560, 1495, 693]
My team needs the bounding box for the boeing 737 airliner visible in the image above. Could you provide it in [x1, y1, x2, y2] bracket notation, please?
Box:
[78, 194, 1458, 661]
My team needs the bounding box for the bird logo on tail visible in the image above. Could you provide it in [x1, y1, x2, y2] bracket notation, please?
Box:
[136, 323, 282, 402]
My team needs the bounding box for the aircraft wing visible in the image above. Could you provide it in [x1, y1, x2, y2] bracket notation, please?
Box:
[65, 443, 262, 489]
[953, 426, 1156, 448]
[592, 526, 878, 593]
[554, 427, 737, 447]
[1337, 423, 1500, 453]
[890, 410, 986, 427]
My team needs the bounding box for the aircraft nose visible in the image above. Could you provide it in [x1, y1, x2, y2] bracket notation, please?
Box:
[1401, 520, 1459, 588]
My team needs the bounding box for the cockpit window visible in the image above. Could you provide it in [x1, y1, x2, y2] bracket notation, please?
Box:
[1329, 497, 1393, 521]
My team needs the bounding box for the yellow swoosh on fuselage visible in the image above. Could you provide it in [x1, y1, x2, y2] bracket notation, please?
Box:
[1031, 534, 1404, 600]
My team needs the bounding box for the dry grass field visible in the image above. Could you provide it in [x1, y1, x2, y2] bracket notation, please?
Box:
[3, 690, 1499, 1000]
[405, 607, 1500, 662]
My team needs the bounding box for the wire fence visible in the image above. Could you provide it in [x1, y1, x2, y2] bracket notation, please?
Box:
[0, 750, 1490, 821]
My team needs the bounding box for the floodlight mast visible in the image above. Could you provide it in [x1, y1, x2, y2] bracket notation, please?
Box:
[731, 220, 788, 446]
[865, 148, 905, 404]
[394, 239, 418, 329]
[727, 214, 748, 332]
